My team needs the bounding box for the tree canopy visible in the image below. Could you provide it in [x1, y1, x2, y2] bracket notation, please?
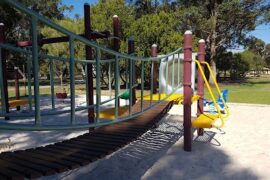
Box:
[2, 0, 270, 82]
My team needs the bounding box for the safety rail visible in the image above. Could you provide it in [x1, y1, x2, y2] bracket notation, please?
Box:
[0, 0, 183, 131]
[193, 59, 230, 128]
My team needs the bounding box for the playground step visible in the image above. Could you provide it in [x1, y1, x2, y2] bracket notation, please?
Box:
[192, 113, 219, 128]
[0, 100, 173, 179]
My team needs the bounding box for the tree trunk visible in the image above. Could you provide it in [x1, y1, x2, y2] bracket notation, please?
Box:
[209, 60, 217, 84]
[60, 74, 63, 91]
[208, 1, 218, 85]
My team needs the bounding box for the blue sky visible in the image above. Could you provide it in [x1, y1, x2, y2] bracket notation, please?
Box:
[62, 0, 270, 45]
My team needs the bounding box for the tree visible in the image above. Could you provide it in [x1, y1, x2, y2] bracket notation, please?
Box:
[245, 37, 269, 74]
[264, 44, 270, 68]
[176, 0, 270, 83]
[240, 50, 264, 76]
[125, 11, 188, 85]
[41, 18, 85, 90]
[0, 0, 72, 72]
[230, 53, 249, 80]
[0, 0, 72, 42]
[216, 51, 233, 78]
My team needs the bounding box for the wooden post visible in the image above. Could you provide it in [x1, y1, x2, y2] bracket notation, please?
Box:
[14, 67, 20, 111]
[84, 3, 95, 125]
[128, 38, 136, 105]
[113, 15, 120, 107]
[197, 39, 206, 136]
[151, 44, 158, 94]
[113, 15, 120, 52]
[183, 30, 193, 152]
[0, 23, 9, 119]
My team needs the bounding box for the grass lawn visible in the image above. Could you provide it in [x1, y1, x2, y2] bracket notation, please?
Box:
[4, 75, 270, 105]
[204, 76, 270, 105]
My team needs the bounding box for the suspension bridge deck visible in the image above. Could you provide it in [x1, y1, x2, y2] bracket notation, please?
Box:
[0, 100, 173, 179]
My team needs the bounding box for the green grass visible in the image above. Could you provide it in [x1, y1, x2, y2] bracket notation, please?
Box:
[4, 76, 270, 105]
[204, 76, 270, 105]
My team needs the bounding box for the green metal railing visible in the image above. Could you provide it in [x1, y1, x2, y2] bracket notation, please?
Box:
[0, 0, 183, 131]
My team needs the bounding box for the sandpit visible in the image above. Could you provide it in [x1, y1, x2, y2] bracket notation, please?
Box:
[1, 101, 269, 180]
[39, 103, 270, 180]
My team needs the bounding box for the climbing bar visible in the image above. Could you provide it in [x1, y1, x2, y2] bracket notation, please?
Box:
[0, 46, 6, 115]
[140, 61, 144, 111]
[194, 60, 229, 118]
[69, 37, 76, 124]
[114, 56, 120, 119]
[201, 61, 230, 118]
[150, 61, 154, 106]
[95, 48, 101, 123]
[31, 16, 41, 125]
[128, 58, 133, 115]
[165, 57, 169, 95]
[49, 60, 55, 109]
[172, 54, 175, 89]
[26, 53, 33, 111]
[108, 61, 112, 98]
[177, 52, 180, 85]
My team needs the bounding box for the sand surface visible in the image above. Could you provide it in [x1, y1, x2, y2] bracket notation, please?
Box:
[41, 103, 270, 180]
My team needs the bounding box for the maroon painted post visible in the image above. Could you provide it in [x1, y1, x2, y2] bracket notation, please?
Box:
[197, 39, 206, 136]
[113, 15, 120, 51]
[183, 30, 193, 152]
[0, 23, 9, 119]
[113, 15, 120, 107]
[14, 67, 20, 111]
[84, 3, 95, 125]
[151, 44, 158, 94]
[128, 38, 136, 105]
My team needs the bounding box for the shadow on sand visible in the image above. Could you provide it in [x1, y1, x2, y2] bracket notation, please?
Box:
[47, 114, 259, 180]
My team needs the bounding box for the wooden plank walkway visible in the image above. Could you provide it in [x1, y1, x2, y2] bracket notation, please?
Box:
[0, 100, 174, 179]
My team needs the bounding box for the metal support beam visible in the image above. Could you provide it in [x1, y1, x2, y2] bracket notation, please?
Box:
[31, 16, 41, 124]
[14, 67, 20, 111]
[128, 38, 136, 106]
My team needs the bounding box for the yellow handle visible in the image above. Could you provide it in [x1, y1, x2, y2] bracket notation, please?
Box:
[193, 60, 230, 128]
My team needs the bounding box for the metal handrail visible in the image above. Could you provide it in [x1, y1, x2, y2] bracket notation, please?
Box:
[0, 0, 184, 131]
[193, 59, 230, 128]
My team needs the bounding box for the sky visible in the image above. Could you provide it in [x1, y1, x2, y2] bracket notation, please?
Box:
[62, 0, 270, 45]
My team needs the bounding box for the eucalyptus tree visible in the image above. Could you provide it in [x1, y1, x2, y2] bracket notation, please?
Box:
[176, 0, 270, 82]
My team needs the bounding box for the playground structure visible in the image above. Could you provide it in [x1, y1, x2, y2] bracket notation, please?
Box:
[0, 66, 28, 110]
[0, 0, 230, 178]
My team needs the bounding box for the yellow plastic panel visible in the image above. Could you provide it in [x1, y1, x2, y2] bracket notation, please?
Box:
[192, 113, 218, 128]
[142, 93, 183, 102]
[0, 99, 30, 107]
[99, 106, 128, 120]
